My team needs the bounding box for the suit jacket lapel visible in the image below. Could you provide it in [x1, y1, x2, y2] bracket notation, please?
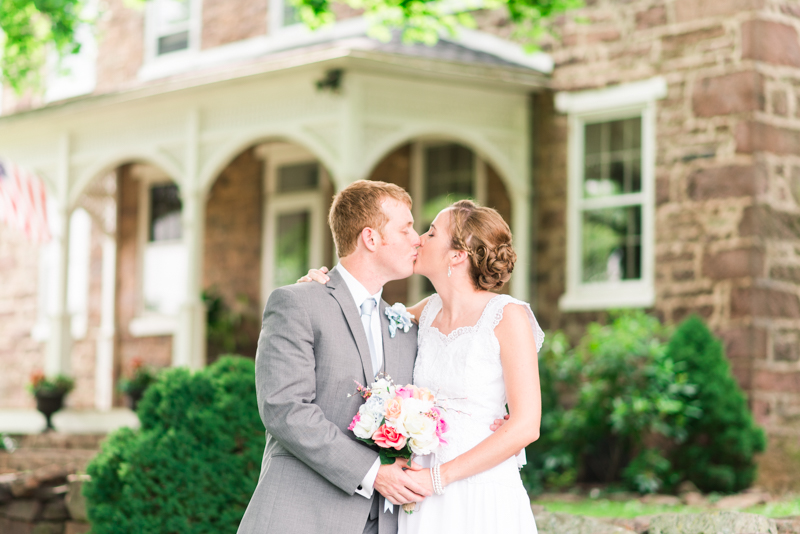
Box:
[380, 300, 396, 381]
[326, 268, 375, 380]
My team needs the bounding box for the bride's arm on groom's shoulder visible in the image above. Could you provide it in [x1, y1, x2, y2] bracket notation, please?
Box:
[405, 297, 430, 326]
[407, 303, 542, 492]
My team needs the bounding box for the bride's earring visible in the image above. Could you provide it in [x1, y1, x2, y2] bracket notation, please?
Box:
[447, 263, 452, 277]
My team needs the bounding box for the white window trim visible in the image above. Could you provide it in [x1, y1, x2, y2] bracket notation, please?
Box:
[556, 77, 666, 312]
[128, 164, 182, 337]
[142, 0, 204, 70]
[408, 139, 488, 303]
[257, 143, 326, 307]
[269, 0, 303, 35]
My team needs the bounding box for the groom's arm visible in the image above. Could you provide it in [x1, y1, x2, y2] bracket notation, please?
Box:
[256, 287, 379, 494]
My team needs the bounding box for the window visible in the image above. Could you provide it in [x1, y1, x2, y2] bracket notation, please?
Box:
[269, 0, 303, 34]
[556, 77, 666, 310]
[45, 20, 97, 102]
[127, 165, 186, 337]
[145, 0, 200, 62]
[258, 143, 326, 302]
[409, 141, 487, 301]
[141, 182, 185, 317]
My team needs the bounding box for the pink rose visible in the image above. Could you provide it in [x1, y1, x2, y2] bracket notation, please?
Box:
[372, 424, 407, 450]
[385, 398, 403, 421]
[395, 386, 413, 400]
[436, 418, 449, 445]
[348, 413, 361, 431]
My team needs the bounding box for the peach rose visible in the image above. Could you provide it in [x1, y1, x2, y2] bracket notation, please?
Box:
[385, 398, 403, 421]
[372, 424, 407, 450]
[413, 387, 435, 402]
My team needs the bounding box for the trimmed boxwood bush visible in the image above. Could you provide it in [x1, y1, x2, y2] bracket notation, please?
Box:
[84, 356, 265, 533]
[667, 316, 767, 493]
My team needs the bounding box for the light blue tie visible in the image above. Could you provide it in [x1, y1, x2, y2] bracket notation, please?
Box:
[360, 298, 379, 377]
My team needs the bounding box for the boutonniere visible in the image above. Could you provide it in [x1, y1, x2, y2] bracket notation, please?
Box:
[385, 303, 414, 338]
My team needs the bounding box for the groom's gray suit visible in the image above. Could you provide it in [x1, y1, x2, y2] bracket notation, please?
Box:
[238, 267, 417, 534]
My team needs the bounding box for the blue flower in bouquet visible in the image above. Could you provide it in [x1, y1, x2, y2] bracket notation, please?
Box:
[385, 303, 414, 338]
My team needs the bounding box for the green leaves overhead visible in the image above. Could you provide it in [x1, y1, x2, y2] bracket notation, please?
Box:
[1, 0, 582, 94]
[0, 0, 84, 92]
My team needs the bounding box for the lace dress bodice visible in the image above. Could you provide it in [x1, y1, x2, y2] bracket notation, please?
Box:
[412, 293, 545, 484]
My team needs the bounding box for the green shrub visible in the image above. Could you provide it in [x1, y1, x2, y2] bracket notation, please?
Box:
[523, 311, 700, 494]
[84, 356, 265, 533]
[667, 316, 767, 493]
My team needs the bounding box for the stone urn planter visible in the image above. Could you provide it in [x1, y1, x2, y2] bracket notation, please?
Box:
[29, 370, 74, 433]
[35, 391, 66, 432]
[119, 358, 158, 413]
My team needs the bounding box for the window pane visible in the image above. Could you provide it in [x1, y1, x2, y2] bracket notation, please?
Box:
[150, 184, 182, 241]
[143, 243, 186, 314]
[278, 162, 318, 193]
[158, 31, 189, 55]
[424, 144, 474, 222]
[275, 211, 311, 287]
[583, 117, 642, 198]
[283, 2, 302, 25]
[157, 0, 190, 26]
[582, 206, 642, 283]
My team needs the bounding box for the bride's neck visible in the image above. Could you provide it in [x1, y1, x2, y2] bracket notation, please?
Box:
[434, 275, 484, 323]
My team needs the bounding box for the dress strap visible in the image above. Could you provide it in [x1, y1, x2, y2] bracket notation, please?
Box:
[418, 293, 442, 329]
[482, 295, 546, 353]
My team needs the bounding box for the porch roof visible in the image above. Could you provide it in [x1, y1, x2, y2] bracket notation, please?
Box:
[0, 31, 549, 125]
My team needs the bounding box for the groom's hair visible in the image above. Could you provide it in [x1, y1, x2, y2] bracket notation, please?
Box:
[329, 180, 412, 257]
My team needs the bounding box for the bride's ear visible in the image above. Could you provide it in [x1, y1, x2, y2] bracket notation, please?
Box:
[450, 249, 469, 266]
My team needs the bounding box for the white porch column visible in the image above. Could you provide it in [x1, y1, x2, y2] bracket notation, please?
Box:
[95, 234, 116, 410]
[46, 134, 73, 376]
[173, 109, 207, 369]
[510, 187, 531, 302]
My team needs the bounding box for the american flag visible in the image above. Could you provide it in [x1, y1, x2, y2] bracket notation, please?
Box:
[0, 158, 51, 243]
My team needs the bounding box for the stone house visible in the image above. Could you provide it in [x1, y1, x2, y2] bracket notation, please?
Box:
[0, 0, 798, 484]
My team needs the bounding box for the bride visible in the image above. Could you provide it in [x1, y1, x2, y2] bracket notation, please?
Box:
[304, 199, 543, 533]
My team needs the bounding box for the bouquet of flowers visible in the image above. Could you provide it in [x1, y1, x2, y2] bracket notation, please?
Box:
[348, 375, 449, 513]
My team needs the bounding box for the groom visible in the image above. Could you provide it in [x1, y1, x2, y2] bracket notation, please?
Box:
[238, 180, 428, 534]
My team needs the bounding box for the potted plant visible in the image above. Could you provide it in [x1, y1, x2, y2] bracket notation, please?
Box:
[118, 358, 157, 411]
[28, 370, 74, 432]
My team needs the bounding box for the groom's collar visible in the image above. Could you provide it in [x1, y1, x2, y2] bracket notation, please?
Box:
[333, 263, 383, 306]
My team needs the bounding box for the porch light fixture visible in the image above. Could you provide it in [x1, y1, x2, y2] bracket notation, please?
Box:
[316, 69, 343, 93]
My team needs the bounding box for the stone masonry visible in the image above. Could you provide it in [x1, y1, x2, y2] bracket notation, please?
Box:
[499, 0, 800, 484]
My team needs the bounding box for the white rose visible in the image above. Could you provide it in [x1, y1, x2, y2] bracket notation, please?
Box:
[371, 379, 394, 400]
[364, 396, 385, 419]
[409, 434, 438, 455]
[353, 409, 381, 440]
[403, 411, 435, 441]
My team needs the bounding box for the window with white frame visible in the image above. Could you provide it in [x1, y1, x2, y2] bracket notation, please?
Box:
[127, 166, 186, 337]
[45, 0, 98, 102]
[258, 143, 326, 304]
[556, 77, 666, 311]
[269, 0, 303, 34]
[145, 0, 199, 59]
[409, 140, 488, 301]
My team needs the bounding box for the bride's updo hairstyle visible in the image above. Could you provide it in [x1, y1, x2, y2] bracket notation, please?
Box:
[448, 200, 516, 291]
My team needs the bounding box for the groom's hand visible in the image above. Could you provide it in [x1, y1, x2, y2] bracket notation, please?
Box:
[374, 460, 431, 505]
[489, 413, 510, 431]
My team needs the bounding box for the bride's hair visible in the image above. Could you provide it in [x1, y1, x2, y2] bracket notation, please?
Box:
[448, 200, 516, 291]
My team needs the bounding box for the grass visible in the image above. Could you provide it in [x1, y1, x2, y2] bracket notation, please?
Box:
[535, 497, 800, 519]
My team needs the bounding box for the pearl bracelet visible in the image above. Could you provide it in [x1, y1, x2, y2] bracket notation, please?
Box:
[431, 464, 445, 495]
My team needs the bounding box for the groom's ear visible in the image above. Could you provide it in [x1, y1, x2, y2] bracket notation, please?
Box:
[360, 227, 380, 252]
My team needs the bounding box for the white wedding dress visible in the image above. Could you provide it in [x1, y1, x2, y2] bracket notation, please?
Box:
[399, 293, 545, 534]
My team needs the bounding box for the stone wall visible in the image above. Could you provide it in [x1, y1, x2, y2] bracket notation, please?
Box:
[0, 229, 43, 409]
[203, 148, 264, 362]
[504, 0, 800, 480]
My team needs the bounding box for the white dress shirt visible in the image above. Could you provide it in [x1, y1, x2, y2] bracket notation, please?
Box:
[336, 263, 383, 499]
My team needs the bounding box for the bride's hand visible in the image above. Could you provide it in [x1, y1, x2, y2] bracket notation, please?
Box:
[403, 467, 434, 497]
[297, 266, 330, 284]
